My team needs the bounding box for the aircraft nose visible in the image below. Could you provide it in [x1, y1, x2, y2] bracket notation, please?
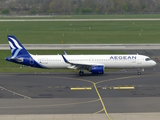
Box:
[152, 60, 156, 66]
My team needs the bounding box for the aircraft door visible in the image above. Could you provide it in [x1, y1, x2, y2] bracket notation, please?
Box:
[137, 57, 142, 65]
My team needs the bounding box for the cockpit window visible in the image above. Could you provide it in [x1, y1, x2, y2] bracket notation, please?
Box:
[145, 58, 151, 61]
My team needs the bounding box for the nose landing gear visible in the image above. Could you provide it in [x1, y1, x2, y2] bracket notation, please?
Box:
[137, 68, 144, 75]
[137, 71, 141, 75]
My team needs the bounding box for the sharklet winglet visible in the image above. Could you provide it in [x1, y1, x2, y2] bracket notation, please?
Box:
[62, 55, 70, 64]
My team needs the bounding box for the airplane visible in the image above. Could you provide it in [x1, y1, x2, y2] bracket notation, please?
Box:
[5, 35, 156, 76]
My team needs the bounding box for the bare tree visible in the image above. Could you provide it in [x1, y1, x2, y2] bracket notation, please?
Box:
[1, 0, 160, 15]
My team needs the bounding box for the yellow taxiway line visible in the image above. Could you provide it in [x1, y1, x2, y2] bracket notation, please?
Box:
[52, 76, 112, 120]
[94, 83, 112, 120]
[70, 87, 92, 90]
[113, 86, 135, 90]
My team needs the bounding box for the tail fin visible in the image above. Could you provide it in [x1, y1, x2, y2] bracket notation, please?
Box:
[7, 35, 30, 58]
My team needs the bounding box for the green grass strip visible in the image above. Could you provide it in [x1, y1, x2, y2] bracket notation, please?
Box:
[0, 21, 160, 44]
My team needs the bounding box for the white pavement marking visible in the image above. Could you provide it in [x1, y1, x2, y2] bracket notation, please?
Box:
[1, 44, 160, 50]
[0, 86, 32, 99]
[1, 18, 160, 22]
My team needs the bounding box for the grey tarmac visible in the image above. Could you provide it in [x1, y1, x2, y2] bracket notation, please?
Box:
[0, 71, 160, 120]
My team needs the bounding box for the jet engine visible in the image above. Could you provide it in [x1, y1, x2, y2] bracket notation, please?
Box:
[91, 66, 104, 74]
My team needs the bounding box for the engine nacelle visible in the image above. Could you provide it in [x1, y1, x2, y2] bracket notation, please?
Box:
[91, 66, 104, 74]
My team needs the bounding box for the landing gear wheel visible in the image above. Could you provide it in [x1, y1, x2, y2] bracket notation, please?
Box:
[137, 72, 141, 75]
[79, 71, 84, 76]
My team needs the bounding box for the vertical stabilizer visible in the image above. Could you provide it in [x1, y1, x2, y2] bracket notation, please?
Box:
[7, 35, 30, 58]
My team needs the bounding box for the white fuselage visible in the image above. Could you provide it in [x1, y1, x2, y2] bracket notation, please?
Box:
[31, 54, 156, 69]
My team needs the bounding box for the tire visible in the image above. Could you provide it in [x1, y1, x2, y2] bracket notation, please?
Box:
[79, 71, 84, 76]
[137, 72, 141, 75]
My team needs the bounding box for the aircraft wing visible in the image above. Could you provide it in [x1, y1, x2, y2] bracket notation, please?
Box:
[62, 55, 104, 70]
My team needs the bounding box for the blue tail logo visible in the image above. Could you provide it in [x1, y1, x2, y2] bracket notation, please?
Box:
[7, 35, 30, 58]
[6, 35, 44, 68]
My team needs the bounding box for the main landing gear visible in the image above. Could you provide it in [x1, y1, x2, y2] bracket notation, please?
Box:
[79, 71, 84, 76]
